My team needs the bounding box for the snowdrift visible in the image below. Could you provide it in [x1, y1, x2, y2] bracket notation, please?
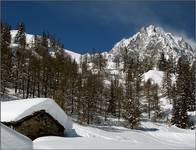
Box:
[1, 98, 72, 129]
[1, 123, 33, 149]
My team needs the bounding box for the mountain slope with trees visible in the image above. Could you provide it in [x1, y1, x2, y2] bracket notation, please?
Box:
[1, 22, 195, 129]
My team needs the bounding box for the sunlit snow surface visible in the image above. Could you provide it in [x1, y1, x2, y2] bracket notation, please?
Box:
[64, 49, 81, 63]
[142, 70, 164, 86]
[1, 123, 33, 149]
[1, 97, 195, 149]
[33, 121, 195, 149]
[10, 30, 34, 47]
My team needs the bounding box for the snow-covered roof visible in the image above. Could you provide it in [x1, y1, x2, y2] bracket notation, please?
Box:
[1, 123, 33, 149]
[1, 98, 72, 129]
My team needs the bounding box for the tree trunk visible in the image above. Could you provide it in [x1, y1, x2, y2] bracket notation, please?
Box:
[37, 81, 40, 97]
[26, 75, 30, 98]
[22, 78, 25, 98]
[148, 98, 151, 119]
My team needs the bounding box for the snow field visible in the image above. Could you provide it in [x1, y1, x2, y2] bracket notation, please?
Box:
[33, 121, 195, 149]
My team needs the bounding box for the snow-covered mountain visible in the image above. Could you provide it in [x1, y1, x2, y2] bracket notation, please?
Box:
[10, 25, 195, 67]
[76, 25, 194, 75]
[109, 25, 195, 61]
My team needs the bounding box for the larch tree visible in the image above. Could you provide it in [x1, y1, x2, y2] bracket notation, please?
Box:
[158, 52, 167, 71]
[189, 60, 196, 111]
[0, 22, 12, 96]
[123, 58, 142, 128]
[172, 56, 191, 128]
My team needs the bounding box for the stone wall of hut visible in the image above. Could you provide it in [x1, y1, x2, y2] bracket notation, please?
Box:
[4, 110, 64, 140]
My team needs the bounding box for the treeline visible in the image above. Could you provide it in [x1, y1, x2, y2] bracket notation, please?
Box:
[1, 22, 195, 129]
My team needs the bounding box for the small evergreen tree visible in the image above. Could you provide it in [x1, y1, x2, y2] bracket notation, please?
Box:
[158, 52, 167, 71]
[107, 79, 117, 116]
[171, 84, 180, 125]
[152, 84, 160, 121]
[162, 70, 172, 103]
[15, 22, 26, 48]
[144, 79, 152, 119]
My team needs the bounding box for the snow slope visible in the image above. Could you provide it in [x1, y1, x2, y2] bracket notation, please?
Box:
[1, 98, 72, 129]
[10, 30, 81, 63]
[64, 49, 81, 63]
[142, 70, 164, 86]
[1, 123, 33, 149]
[142, 69, 176, 87]
[10, 30, 34, 47]
[188, 111, 196, 127]
[33, 121, 195, 149]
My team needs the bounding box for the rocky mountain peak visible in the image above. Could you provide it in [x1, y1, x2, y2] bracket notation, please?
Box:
[110, 25, 195, 62]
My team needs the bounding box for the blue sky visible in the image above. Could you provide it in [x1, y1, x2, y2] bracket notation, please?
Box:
[1, 1, 195, 53]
